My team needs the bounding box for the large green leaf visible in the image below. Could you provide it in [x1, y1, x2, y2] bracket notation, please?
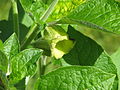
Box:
[63, 25, 103, 65]
[35, 66, 115, 90]
[10, 48, 42, 84]
[111, 48, 120, 90]
[57, 0, 120, 34]
[3, 33, 19, 60]
[0, 70, 8, 90]
[0, 50, 8, 73]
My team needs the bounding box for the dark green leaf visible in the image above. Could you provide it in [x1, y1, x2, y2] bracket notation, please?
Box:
[35, 66, 115, 90]
[63, 25, 103, 65]
[10, 48, 42, 84]
[14, 78, 25, 90]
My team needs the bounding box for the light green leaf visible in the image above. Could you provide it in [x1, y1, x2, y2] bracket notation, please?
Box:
[10, 48, 42, 84]
[0, 40, 3, 50]
[57, 0, 120, 34]
[94, 52, 118, 90]
[3, 33, 19, 60]
[0, 0, 11, 20]
[111, 48, 120, 90]
[47, 0, 85, 21]
[0, 50, 8, 73]
[35, 66, 116, 90]
[95, 52, 117, 74]
[63, 25, 103, 65]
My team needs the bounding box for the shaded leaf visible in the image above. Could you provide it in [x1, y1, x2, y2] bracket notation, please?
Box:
[63, 25, 103, 65]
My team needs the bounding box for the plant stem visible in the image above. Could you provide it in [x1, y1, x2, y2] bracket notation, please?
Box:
[39, 56, 47, 76]
[21, 0, 59, 50]
[12, 0, 19, 39]
[21, 23, 39, 50]
[40, 0, 58, 22]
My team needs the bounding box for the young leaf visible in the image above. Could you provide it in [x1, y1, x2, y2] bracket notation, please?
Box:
[0, 50, 8, 73]
[35, 66, 115, 90]
[63, 25, 103, 65]
[3, 33, 19, 60]
[57, 0, 120, 34]
[10, 48, 42, 84]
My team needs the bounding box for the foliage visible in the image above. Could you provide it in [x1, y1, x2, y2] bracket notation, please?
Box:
[0, 0, 120, 90]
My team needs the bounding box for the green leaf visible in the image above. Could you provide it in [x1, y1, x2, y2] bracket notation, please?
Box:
[63, 25, 103, 65]
[14, 78, 25, 90]
[20, 0, 47, 22]
[0, 70, 8, 90]
[0, 50, 8, 73]
[0, 40, 3, 50]
[57, 0, 120, 34]
[95, 52, 117, 74]
[10, 48, 42, 84]
[47, 0, 85, 21]
[94, 52, 118, 90]
[35, 66, 115, 90]
[0, 20, 14, 41]
[111, 48, 120, 90]
[3, 33, 19, 60]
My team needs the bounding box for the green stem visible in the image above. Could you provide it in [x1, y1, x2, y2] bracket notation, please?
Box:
[21, 0, 58, 50]
[21, 23, 39, 50]
[40, 0, 58, 22]
[12, 0, 19, 39]
[39, 56, 47, 76]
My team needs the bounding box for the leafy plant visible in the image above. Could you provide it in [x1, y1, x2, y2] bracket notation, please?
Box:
[0, 0, 120, 90]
